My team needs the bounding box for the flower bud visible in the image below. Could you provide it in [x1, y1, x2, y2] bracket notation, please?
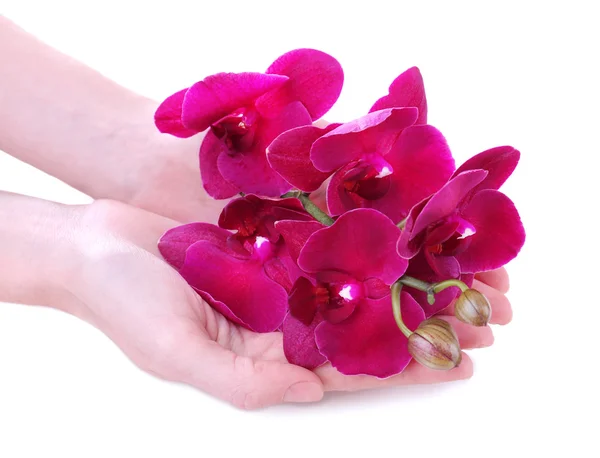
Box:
[454, 289, 491, 327]
[408, 318, 462, 370]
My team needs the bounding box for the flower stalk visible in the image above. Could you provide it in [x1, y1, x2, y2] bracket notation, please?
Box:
[432, 279, 469, 294]
[282, 190, 335, 226]
[391, 281, 413, 338]
[391, 280, 462, 371]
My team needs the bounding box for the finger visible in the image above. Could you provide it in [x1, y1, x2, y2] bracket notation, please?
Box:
[171, 337, 324, 410]
[439, 279, 512, 325]
[440, 316, 494, 349]
[472, 279, 513, 324]
[475, 267, 510, 293]
[316, 352, 473, 392]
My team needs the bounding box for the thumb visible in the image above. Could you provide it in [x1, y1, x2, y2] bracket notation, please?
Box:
[172, 338, 324, 410]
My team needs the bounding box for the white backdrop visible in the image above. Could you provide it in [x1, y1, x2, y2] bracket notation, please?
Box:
[1, 1, 597, 457]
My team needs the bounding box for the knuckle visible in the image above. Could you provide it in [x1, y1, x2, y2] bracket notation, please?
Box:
[230, 387, 261, 411]
[228, 356, 266, 410]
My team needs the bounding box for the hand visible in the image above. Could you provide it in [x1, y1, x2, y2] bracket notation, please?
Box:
[65, 199, 512, 409]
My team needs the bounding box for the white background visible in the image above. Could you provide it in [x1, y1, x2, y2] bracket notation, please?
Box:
[1, 1, 598, 457]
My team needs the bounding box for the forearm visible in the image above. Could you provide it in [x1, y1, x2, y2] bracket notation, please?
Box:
[0, 191, 82, 313]
[0, 17, 201, 209]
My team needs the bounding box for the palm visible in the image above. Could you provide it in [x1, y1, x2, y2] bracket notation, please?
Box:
[87, 195, 511, 408]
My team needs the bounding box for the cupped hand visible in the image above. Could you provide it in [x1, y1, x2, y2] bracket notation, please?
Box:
[67, 200, 511, 409]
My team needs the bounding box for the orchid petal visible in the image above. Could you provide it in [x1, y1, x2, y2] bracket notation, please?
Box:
[298, 209, 407, 284]
[310, 108, 418, 173]
[258, 48, 344, 120]
[370, 67, 428, 125]
[283, 312, 327, 369]
[456, 190, 525, 273]
[315, 293, 425, 377]
[267, 124, 340, 192]
[154, 88, 198, 138]
[181, 72, 288, 131]
[199, 131, 241, 199]
[178, 241, 288, 332]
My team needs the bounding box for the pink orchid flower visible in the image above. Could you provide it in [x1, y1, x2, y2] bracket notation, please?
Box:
[155, 49, 344, 198]
[278, 209, 427, 378]
[397, 146, 525, 278]
[158, 195, 312, 332]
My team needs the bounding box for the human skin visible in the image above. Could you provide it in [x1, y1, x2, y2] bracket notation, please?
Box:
[0, 17, 513, 408]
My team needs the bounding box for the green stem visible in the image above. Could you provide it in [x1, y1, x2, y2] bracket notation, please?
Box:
[391, 281, 413, 338]
[432, 279, 469, 293]
[297, 193, 334, 226]
[399, 275, 433, 293]
[280, 191, 297, 199]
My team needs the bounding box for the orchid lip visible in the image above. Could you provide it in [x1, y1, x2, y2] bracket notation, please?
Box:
[362, 152, 394, 177]
[252, 236, 275, 262]
[456, 218, 477, 240]
[320, 281, 364, 323]
[335, 282, 362, 301]
[376, 166, 393, 178]
[210, 107, 260, 151]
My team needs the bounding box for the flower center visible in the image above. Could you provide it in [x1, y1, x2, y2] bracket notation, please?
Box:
[289, 277, 364, 325]
[342, 153, 393, 200]
[426, 217, 477, 256]
[250, 236, 276, 263]
[211, 107, 260, 152]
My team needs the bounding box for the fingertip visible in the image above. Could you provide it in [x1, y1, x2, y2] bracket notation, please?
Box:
[454, 352, 474, 380]
[283, 381, 324, 403]
[397, 352, 474, 385]
[440, 316, 495, 349]
[475, 267, 510, 293]
[472, 280, 513, 325]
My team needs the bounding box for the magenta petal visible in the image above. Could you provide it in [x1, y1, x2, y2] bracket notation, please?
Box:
[288, 276, 319, 325]
[276, 220, 325, 265]
[218, 194, 309, 242]
[364, 277, 390, 299]
[267, 124, 340, 192]
[376, 125, 455, 222]
[311, 108, 418, 173]
[216, 141, 290, 196]
[258, 49, 344, 120]
[454, 146, 520, 193]
[263, 257, 292, 291]
[410, 170, 488, 237]
[195, 289, 248, 328]
[158, 223, 239, 269]
[217, 102, 311, 196]
[179, 241, 288, 332]
[370, 67, 428, 125]
[154, 88, 198, 138]
[328, 125, 456, 221]
[315, 293, 425, 377]
[425, 251, 461, 278]
[298, 209, 408, 284]
[396, 199, 428, 259]
[181, 72, 289, 131]
[283, 313, 327, 370]
[456, 190, 525, 273]
[326, 163, 362, 216]
[199, 131, 241, 199]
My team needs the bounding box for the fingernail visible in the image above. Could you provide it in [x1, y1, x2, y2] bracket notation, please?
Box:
[283, 382, 323, 403]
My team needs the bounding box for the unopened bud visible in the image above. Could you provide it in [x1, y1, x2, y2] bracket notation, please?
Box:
[454, 289, 491, 327]
[408, 318, 462, 370]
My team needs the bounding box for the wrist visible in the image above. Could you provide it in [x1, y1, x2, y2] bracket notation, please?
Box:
[128, 125, 226, 223]
[0, 193, 86, 315]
